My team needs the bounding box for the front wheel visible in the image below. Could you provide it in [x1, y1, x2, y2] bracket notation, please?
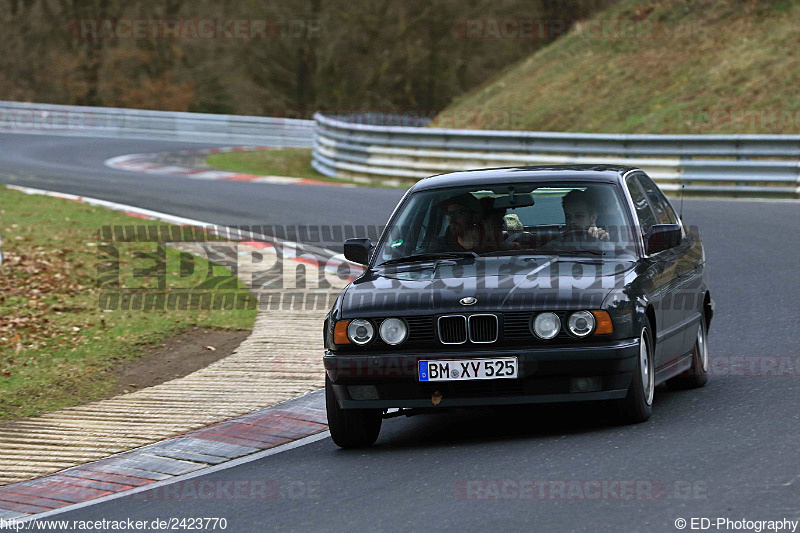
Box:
[326, 376, 382, 448]
[615, 317, 655, 424]
[666, 314, 709, 390]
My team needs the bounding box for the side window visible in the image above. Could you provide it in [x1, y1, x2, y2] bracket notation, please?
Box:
[626, 176, 657, 235]
[637, 174, 678, 225]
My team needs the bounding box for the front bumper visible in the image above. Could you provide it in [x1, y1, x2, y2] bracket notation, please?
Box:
[324, 339, 639, 409]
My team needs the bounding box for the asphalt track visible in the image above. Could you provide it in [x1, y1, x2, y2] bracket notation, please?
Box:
[1, 133, 799, 532]
[0, 133, 400, 228]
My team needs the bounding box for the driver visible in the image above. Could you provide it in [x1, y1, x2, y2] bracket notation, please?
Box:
[561, 189, 609, 240]
[441, 195, 483, 251]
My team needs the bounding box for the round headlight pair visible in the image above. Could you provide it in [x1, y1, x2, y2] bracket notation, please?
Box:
[532, 311, 597, 339]
[347, 318, 408, 345]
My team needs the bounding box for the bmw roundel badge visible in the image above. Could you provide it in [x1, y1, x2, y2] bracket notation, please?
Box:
[460, 296, 478, 306]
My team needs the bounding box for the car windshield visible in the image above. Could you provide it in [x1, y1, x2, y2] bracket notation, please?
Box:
[375, 181, 638, 265]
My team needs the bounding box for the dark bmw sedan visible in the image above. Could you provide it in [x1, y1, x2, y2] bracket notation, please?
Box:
[323, 165, 713, 448]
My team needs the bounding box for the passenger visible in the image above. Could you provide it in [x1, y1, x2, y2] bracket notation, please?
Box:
[478, 197, 506, 252]
[440, 195, 521, 252]
[561, 189, 609, 240]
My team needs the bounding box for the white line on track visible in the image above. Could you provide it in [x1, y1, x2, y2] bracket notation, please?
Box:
[4, 184, 364, 278]
[13, 430, 332, 524]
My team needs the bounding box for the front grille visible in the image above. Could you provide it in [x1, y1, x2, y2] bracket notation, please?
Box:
[404, 316, 435, 344]
[503, 311, 534, 339]
[438, 315, 467, 344]
[438, 314, 498, 344]
[468, 314, 498, 343]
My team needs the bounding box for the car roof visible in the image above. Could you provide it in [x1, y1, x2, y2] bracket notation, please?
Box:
[411, 165, 637, 192]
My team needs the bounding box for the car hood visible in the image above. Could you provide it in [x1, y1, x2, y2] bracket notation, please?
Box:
[340, 255, 637, 316]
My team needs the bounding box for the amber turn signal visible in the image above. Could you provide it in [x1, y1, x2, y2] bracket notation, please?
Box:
[591, 310, 613, 335]
[334, 320, 352, 344]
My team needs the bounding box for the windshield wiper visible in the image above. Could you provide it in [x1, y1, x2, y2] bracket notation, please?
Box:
[479, 248, 551, 257]
[480, 247, 605, 257]
[377, 251, 479, 267]
[550, 249, 606, 256]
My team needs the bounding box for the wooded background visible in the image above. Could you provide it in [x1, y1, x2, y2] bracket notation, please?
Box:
[0, 0, 617, 117]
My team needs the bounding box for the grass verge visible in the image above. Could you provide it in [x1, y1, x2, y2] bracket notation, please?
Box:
[434, 0, 800, 134]
[0, 187, 257, 421]
[206, 148, 398, 187]
[206, 148, 324, 180]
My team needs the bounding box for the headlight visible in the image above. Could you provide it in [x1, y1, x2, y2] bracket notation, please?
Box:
[379, 318, 408, 345]
[533, 312, 561, 339]
[568, 311, 596, 337]
[347, 319, 375, 345]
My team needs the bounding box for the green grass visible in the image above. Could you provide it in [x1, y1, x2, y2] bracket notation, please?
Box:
[433, 0, 800, 134]
[0, 187, 257, 421]
[206, 148, 400, 188]
[207, 148, 326, 180]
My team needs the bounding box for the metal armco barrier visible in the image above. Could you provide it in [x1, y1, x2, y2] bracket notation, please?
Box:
[0, 101, 315, 147]
[2, 102, 798, 198]
[312, 113, 800, 198]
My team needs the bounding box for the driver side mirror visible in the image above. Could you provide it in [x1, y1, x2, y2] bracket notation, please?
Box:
[343, 238, 373, 265]
[645, 224, 682, 254]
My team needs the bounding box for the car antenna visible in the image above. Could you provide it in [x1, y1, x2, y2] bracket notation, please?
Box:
[679, 184, 685, 221]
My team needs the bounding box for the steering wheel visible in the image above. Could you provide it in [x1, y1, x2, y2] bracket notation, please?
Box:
[559, 228, 597, 240]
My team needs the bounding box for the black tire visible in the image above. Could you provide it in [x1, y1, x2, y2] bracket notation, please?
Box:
[666, 314, 709, 390]
[616, 316, 655, 424]
[326, 376, 382, 448]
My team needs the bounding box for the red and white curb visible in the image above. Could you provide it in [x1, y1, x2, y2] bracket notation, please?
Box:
[104, 146, 355, 187]
[0, 185, 371, 520]
[0, 391, 328, 521]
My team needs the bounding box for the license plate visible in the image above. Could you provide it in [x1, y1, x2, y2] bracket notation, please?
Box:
[418, 357, 518, 382]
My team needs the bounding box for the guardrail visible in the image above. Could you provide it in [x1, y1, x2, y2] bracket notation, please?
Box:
[0, 101, 315, 147]
[2, 102, 798, 198]
[312, 113, 800, 198]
